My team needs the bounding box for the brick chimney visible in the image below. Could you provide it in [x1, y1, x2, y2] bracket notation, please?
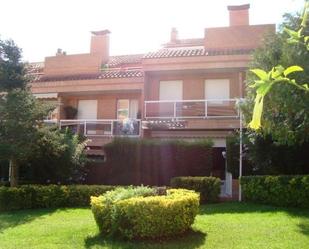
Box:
[170, 28, 178, 43]
[90, 29, 111, 63]
[227, 4, 250, 26]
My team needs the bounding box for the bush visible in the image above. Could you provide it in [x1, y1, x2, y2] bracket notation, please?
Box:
[91, 186, 156, 235]
[20, 127, 88, 185]
[91, 187, 199, 239]
[0, 185, 115, 211]
[87, 138, 213, 186]
[170, 176, 220, 203]
[241, 175, 309, 208]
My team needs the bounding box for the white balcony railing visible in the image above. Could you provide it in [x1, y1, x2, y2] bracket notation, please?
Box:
[144, 99, 239, 119]
[45, 119, 141, 137]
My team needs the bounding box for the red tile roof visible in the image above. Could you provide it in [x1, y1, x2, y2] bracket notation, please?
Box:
[28, 24, 274, 82]
[106, 54, 143, 67]
[143, 47, 254, 59]
[33, 70, 143, 82]
[28, 47, 252, 82]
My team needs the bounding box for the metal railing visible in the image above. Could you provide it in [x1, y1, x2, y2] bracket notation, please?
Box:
[44, 119, 141, 137]
[144, 99, 239, 119]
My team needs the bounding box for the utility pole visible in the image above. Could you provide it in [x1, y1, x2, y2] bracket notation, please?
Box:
[239, 99, 243, 202]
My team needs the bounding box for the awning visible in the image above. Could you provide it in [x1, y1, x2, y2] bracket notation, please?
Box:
[33, 93, 58, 99]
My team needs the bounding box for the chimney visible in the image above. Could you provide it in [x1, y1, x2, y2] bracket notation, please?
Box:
[90, 29, 111, 63]
[170, 28, 178, 43]
[227, 4, 250, 26]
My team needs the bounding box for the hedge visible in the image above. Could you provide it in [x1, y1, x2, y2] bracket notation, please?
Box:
[170, 176, 220, 203]
[91, 187, 199, 239]
[0, 185, 115, 211]
[87, 138, 213, 186]
[241, 175, 309, 208]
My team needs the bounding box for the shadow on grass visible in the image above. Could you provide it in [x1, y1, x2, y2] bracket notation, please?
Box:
[0, 208, 57, 233]
[84, 229, 206, 249]
[298, 220, 309, 236]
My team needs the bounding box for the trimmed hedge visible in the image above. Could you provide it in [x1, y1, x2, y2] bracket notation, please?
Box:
[87, 138, 213, 186]
[0, 185, 115, 211]
[241, 175, 309, 208]
[170, 176, 220, 203]
[91, 188, 199, 239]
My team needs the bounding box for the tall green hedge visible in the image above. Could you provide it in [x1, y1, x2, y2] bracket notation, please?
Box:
[0, 185, 115, 211]
[241, 175, 309, 208]
[87, 138, 213, 186]
[170, 176, 220, 203]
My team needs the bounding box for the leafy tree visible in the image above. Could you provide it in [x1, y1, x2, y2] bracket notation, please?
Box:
[227, 132, 309, 176]
[0, 39, 27, 90]
[22, 127, 88, 184]
[0, 38, 88, 186]
[0, 90, 52, 186]
[243, 2, 309, 145]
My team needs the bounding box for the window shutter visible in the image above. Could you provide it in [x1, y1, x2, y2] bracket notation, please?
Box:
[159, 80, 183, 100]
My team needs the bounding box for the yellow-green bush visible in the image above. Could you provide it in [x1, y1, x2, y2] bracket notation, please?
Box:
[91, 188, 200, 239]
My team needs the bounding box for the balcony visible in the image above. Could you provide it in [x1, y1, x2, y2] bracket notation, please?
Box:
[46, 119, 141, 137]
[144, 99, 239, 119]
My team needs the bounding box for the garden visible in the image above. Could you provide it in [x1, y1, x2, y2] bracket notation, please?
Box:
[0, 177, 309, 248]
[0, 2, 309, 249]
[0, 202, 309, 249]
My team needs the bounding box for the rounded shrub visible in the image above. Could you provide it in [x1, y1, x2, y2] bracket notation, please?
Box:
[91, 187, 200, 239]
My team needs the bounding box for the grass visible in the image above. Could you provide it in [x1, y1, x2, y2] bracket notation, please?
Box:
[0, 202, 309, 249]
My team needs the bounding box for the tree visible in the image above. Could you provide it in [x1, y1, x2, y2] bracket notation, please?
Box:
[0, 39, 27, 90]
[0, 39, 51, 186]
[0, 38, 87, 186]
[22, 127, 88, 184]
[243, 2, 309, 145]
[239, 3, 309, 175]
[0, 90, 52, 186]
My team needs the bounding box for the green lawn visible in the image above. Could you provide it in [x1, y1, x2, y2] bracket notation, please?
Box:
[0, 202, 308, 249]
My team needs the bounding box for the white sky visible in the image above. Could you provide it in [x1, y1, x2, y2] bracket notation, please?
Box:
[0, 0, 304, 62]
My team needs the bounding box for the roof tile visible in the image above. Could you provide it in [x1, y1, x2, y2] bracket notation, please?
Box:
[143, 47, 254, 59]
[33, 70, 143, 82]
[106, 54, 143, 67]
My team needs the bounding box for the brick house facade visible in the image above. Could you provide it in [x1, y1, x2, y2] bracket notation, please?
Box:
[28, 4, 275, 177]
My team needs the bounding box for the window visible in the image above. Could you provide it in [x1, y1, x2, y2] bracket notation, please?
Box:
[159, 80, 183, 100]
[77, 100, 98, 119]
[205, 79, 230, 104]
[117, 99, 129, 120]
[129, 99, 139, 119]
[117, 99, 139, 120]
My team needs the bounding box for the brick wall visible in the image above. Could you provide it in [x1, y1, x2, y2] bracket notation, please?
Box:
[146, 72, 243, 100]
[61, 93, 141, 119]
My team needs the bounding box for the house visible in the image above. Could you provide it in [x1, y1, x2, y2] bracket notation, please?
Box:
[28, 4, 275, 180]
